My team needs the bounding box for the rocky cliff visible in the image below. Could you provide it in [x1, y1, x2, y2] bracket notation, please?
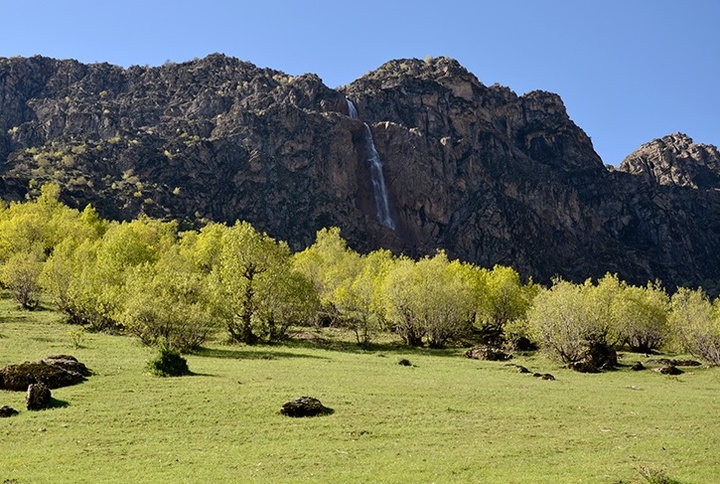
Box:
[1, 54, 719, 288]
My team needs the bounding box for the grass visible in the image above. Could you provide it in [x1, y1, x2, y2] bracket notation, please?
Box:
[1, 295, 719, 483]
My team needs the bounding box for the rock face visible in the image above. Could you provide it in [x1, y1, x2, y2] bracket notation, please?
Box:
[2, 54, 720, 288]
[618, 133, 720, 189]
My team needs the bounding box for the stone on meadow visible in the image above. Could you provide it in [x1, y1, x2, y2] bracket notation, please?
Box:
[0, 405, 19, 418]
[26, 383, 52, 411]
[280, 396, 333, 418]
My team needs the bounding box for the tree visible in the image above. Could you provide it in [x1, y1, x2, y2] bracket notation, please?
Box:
[0, 248, 44, 309]
[381, 251, 474, 347]
[210, 221, 297, 344]
[670, 287, 720, 365]
[614, 282, 670, 353]
[334, 249, 394, 347]
[528, 277, 621, 366]
[293, 227, 361, 326]
[122, 247, 216, 352]
[475, 265, 537, 345]
[381, 256, 424, 346]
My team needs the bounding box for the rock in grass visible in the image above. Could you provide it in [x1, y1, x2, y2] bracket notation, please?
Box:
[464, 346, 512, 361]
[0, 405, 19, 417]
[1, 361, 86, 391]
[280, 396, 333, 418]
[42, 355, 91, 376]
[26, 383, 52, 411]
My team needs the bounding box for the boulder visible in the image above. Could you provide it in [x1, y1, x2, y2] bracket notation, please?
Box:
[26, 383, 52, 411]
[280, 396, 333, 418]
[0, 405, 19, 418]
[0, 361, 86, 391]
[42, 355, 91, 376]
[464, 346, 512, 361]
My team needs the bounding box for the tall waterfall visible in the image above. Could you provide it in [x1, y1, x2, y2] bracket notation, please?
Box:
[346, 98, 396, 230]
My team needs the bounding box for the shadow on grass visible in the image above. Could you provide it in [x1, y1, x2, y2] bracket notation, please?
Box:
[49, 397, 70, 409]
[281, 337, 466, 358]
[193, 347, 329, 361]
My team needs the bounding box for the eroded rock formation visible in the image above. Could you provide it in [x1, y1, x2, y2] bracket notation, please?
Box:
[1, 54, 719, 288]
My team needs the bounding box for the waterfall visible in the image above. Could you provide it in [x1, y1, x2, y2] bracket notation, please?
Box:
[346, 98, 397, 230]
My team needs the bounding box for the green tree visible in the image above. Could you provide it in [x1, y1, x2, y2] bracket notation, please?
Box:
[529, 278, 605, 365]
[475, 265, 538, 345]
[334, 249, 394, 347]
[670, 287, 720, 365]
[293, 227, 361, 326]
[210, 221, 295, 344]
[122, 247, 216, 352]
[0, 248, 44, 309]
[614, 282, 670, 353]
[382, 251, 474, 347]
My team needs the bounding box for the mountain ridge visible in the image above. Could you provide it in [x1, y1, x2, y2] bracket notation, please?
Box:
[1, 54, 719, 289]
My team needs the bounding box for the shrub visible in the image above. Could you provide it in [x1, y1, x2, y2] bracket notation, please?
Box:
[146, 346, 191, 377]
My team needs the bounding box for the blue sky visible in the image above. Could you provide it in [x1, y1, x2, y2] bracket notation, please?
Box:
[2, 0, 718, 165]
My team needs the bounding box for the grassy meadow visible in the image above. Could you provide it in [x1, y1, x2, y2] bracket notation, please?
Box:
[1, 294, 719, 483]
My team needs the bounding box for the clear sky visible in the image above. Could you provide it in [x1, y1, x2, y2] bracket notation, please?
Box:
[2, 0, 718, 165]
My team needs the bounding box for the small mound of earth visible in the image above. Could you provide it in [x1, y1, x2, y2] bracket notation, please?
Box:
[289, 332, 328, 344]
[533, 373, 556, 380]
[1, 355, 90, 391]
[647, 358, 701, 367]
[280, 396, 333, 418]
[655, 365, 684, 375]
[0, 405, 19, 418]
[464, 346, 512, 361]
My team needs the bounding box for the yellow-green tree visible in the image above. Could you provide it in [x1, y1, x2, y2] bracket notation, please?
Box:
[334, 249, 394, 347]
[210, 221, 313, 344]
[293, 227, 361, 326]
[670, 287, 720, 365]
[122, 246, 216, 352]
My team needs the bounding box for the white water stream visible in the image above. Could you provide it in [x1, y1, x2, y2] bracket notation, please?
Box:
[346, 98, 396, 230]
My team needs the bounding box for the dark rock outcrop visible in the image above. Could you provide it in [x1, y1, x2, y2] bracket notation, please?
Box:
[279, 396, 333, 417]
[2, 54, 720, 288]
[618, 133, 720, 189]
[26, 382, 51, 410]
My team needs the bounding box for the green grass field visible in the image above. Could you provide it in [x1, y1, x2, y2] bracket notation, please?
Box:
[1, 295, 719, 483]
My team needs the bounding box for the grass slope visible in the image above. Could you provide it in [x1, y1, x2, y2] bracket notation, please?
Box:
[1, 296, 719, 483]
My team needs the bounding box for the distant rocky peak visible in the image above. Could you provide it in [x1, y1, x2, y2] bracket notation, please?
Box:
[619, 132, 720, 189]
